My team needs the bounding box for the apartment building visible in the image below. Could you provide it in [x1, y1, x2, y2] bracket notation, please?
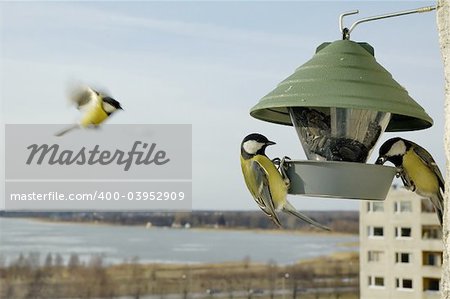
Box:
[360, 186, 442, 299]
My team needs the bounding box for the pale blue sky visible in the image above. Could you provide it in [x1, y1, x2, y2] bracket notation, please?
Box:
[0, 1, 443, 210]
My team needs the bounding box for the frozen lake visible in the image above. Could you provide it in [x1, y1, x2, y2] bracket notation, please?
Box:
[0, 217, 357, 265]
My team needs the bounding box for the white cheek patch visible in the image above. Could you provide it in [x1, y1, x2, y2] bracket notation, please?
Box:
[243, 140, 264, 154]
[387, 140, 406, 156]
[103, 102, 117, 113]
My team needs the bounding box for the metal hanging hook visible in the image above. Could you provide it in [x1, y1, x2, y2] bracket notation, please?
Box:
[339, 10, 359, 40]
[339, 5, 437, 40]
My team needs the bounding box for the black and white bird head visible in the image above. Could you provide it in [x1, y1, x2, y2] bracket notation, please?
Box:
[241, 133, 276, 159]
[102, 96, 123, 114]
[376, 137, 411, 167]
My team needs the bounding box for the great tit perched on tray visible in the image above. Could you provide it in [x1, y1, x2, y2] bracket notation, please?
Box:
[376, 137, 444, 226]
[240, 133, 330, 231]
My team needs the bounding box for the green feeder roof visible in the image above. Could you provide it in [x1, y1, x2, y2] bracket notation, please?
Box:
[250, 40, 433, 131]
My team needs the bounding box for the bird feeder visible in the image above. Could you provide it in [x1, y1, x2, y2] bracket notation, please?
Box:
[250, 7, 435, 200]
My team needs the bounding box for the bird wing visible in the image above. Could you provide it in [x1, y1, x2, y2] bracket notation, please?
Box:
[431, 193, 444, 226]
[250, 160, 283, 228]
[69, 85, 100, 110]
[411, 142, 445, 192]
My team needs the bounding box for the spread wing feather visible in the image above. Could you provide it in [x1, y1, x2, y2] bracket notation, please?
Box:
[69, 86, 99, 110]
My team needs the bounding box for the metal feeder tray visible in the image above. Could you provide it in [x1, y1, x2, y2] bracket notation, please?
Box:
[285, 160, 397, 201]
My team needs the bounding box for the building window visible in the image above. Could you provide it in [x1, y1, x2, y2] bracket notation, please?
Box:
[395, 252, 412, 264]
[368, 250, 383, 262]
[423, 251, 443, 267]
[368, 226, 384, 237]
[423, 278, 440, 292]
[394, 201, 412, 213]
[367, 201, 384, 212]
[422, 225, 442, 240]
[395, 227, 412, 238]
[396, 278, 413, 290]
[369, 276, 385, 287]
[421, 198, 436, 213]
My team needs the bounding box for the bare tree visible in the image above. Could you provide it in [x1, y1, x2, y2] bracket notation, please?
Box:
[12, 253, 31, 278]
[25, 269, 46, 299]
[149, 265, 157, 294]
[242, 256, 253, 299]
[438, 0, 450, 298]
[44, 253, 53, 268]
[0, 254, 6, 269]
[180, 266, 191, 299]
[267, 260, 277, 299]
[304, 265, 321, 299]
[2, 273, 15, 299]
[129, 256, 146, 299]
[54, 253, 64, 268]
[27, 252, 40, 270]
[68, 253, 80, 271]
[330, 263, 344, 299]
[225, 276, 235, 299]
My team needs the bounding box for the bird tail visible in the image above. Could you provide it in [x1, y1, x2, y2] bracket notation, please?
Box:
[55, 124, 79, 137]
[430, 193, 444, 226]
[282, 201, 331, 231]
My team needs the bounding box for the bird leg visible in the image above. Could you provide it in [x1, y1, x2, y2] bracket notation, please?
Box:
[271, 157, 281, 167]
[279, 156, 292, 187]
[397, 168, 416, 192]
[407, 180, 416, 192]
[395, 167, 403, 178]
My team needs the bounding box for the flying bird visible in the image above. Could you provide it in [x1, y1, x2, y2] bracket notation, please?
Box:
[55, 85, 123, 136]
[240, 133, 330, 231]
[376, 137, 444, 226]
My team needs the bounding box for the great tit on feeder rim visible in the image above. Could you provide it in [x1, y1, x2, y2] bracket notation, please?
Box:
[240, 133, 330, 231]
[376, 137, 444, 226]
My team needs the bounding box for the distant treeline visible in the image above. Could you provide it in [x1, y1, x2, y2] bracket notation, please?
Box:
[0, 251, 359, 299]
[0, 210, 359, 233]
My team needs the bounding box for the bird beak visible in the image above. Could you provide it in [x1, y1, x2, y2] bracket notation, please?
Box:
[375, 156, 386, 165]
[119, 106, 124, 110]
[266, 141, 276, 146]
